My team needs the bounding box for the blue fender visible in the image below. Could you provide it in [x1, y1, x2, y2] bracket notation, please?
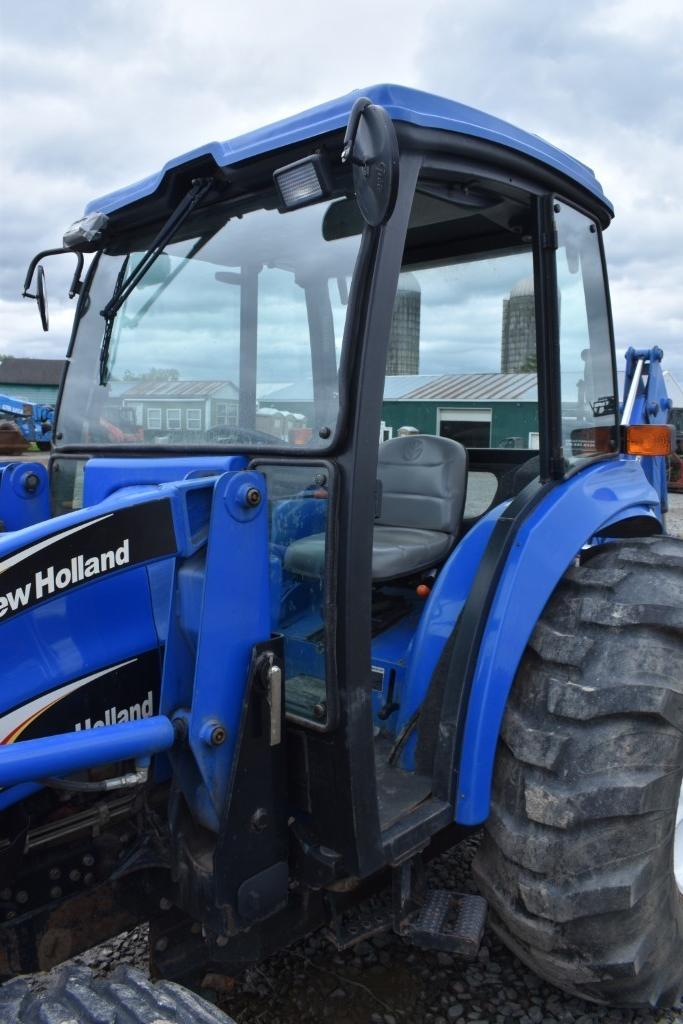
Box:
[455, 456, 660, 825]
[397, 504, 506, 769]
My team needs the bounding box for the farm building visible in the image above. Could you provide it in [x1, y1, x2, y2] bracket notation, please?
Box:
[119, 379, 239, 438]
[381, 373, 538, 447]
[263, 373, 539, 449]
[0, 356, 65, 405]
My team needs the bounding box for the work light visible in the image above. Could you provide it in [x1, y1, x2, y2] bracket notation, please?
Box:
[63, 211, 109, 251]
[273, 155, 332, 211]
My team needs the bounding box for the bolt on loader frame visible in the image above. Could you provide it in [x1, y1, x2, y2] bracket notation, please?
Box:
[1, 85, 681, 1011]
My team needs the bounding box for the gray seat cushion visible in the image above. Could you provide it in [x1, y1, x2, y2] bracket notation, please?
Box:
[283, 526, 454, 582]
[370, 526, 453, 580]
[284, 532, 327, 578]
[283, 435, 467, 583]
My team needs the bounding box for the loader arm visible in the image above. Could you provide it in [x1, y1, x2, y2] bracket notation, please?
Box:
[0, 464, 291, 975]
[621, 346, 673, 510]
[0, 470, 271, 819]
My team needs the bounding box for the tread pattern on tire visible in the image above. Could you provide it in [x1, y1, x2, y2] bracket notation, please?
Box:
[0, 964, 233, 1023]
[473, 537, 683, 1008]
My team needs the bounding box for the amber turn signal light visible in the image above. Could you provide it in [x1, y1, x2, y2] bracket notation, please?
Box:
[623, 424, 675, 456]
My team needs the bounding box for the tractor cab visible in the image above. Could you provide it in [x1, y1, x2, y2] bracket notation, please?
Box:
[44, 86, 621, 845]
[5, 87, 678, 1007]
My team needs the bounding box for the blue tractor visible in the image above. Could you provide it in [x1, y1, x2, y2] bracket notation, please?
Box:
[1, 86, 681, 1020]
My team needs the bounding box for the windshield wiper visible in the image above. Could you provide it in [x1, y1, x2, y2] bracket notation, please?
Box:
[98, 177, 213, 385]
[99, 255, 129, 385]
[100, 177, 213, 321]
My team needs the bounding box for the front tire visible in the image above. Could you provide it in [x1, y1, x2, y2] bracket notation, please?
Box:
[0, 964, 233, 1023]
[473, 536, 683, 1007]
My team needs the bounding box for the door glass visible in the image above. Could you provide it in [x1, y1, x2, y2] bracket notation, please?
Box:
[554, 201, 618, 467]
[257, 462, 333, 729]
[382, 184, 539, 515]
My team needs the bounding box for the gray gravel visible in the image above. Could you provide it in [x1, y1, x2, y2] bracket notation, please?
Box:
[33, 837, 682, 1024]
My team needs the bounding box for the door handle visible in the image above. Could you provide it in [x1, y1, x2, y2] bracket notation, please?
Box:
[265, 662, 282, 746]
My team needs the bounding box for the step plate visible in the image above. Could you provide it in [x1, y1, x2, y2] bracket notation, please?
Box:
[404, 890, 486, 958]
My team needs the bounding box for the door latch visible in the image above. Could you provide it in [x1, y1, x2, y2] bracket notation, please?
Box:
[265, 662, 282, 746]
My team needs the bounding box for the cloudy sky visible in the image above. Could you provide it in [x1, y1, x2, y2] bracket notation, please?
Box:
[1, 0, 681, 379]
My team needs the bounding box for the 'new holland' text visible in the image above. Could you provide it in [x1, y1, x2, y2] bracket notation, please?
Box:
[0, 539, 130, 619]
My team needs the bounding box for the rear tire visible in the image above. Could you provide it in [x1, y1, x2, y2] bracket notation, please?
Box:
[473, 536, 683, 1007]
[0, 964, 233, 1023]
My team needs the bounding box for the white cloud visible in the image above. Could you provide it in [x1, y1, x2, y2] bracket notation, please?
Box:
[414, 0, 683, 376]
[1, 0, 681, 386]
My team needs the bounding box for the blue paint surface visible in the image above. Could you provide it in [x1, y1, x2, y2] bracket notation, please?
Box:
[0, 476, 213, 811]
[83, 455, 247, 506]
[160, 471, 271, 832]
[370, 602, 422, 733]
[455, 457, 660, 825]
[620, 347, 672, 514]
[85, 84, 611, 216]
[0, 716, 174, 790]
[0, 461, 50, 531]
[0, 564, 160, 718]
[397, 505, 506, 767]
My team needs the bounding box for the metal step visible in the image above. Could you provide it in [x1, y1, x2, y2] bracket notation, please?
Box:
[328, 888, 486, 958]
[403, 889, 486, 958]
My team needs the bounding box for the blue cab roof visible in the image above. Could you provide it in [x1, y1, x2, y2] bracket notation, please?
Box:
[85, 84, 611, 216]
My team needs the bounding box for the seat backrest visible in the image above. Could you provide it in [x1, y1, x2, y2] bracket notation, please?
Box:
[376, 434, 468, 535]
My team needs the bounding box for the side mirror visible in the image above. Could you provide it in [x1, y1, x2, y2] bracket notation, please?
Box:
[22, 247, 85, 331]
[24, 264, 49, 332]
[342, 97, 399, 227]
[36, 266, 49, 331]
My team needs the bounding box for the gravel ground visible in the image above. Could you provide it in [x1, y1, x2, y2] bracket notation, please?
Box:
[5, 493, 683, 1023]
[35, 837, 680, 1024]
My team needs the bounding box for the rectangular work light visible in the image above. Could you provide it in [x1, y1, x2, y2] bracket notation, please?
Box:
[63, 211, 109, 251]
[273, 155, 332, 211]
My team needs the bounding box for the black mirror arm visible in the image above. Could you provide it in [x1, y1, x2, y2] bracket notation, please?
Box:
[341, 98, 399, 228]
[341, 96, 372, 163]
[22, 248, 85, 300]
[67, 256, 85, 298]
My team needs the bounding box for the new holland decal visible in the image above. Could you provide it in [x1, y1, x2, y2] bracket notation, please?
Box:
[0, 651, 162, 745]
[0, 499, 176, 622]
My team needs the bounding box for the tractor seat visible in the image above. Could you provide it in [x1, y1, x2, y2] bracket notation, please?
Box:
[284, 435, 468, 582]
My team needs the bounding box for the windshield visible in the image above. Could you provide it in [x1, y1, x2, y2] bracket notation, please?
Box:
[57, 197, 362, 448]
